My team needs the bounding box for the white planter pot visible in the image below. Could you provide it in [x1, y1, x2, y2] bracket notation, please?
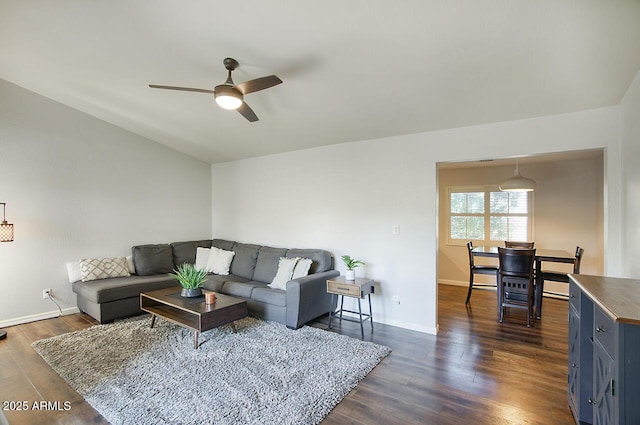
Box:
[345, 269, 355, 280]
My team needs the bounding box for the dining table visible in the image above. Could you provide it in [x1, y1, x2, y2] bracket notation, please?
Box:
[471, 246, 575, 319]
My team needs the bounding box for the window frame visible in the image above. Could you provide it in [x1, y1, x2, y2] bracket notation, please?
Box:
[446, 185, 534, 246]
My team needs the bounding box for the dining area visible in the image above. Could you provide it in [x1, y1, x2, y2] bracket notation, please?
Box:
[437, 153, 603, 328]
[465, 241, 584, 326]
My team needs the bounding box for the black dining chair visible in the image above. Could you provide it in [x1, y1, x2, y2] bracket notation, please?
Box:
[538, 246, 584, 298]
[465, 241, 499, 304]
[497, 247, 536, 327]
[505, 241, 535, 248]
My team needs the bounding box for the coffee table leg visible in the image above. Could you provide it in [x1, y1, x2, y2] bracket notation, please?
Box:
[194, 331, 199, 349]
[150, 314, 156, 329]
[231, 322, 237, 333]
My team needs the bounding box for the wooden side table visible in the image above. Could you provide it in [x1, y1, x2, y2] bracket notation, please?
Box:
[326, 276, 374, 339]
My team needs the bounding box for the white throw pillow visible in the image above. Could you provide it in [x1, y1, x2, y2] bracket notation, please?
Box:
[126, 255, 136, 274]
[206, 247, 235, 275]
[79, 257, 131, 282]
[195, 247, 212, 272]
[66, 261, 82, 283]
[291, 258, 312, 280]
[269, 257, 300, 290]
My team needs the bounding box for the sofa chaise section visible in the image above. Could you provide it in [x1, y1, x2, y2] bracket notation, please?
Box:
[73, 274, 177, 324]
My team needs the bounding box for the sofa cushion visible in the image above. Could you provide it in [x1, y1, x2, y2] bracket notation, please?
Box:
[221, 281, 262, 298]
[72, 275, 177, 304]
[229, 243, 260, 280]
[170, 240, 212, 267]
[212, 239, 236, 251]
[286, 249, 333, 273]
[132, 244, 174, 276]
[202, 274, 249, 292]
[252, 246, 288, 284]
[251, 285, 286, 307]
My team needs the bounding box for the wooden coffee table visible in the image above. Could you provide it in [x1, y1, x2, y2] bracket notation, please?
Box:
[140, 287, 248, 349]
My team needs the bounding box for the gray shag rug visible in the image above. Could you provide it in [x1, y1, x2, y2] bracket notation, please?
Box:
[32, 316, 391, 425]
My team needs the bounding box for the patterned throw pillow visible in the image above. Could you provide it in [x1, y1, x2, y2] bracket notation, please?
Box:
[80, 257, 131, 282]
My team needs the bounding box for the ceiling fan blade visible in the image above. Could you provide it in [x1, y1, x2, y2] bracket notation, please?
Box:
[149, 84, 214, 94]
[234, 75, 282, 95]
[237, 102, 259, 122]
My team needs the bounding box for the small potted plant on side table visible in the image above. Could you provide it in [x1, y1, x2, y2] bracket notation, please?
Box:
[341, 255, 365, 281]
[170, 263, 208, 297]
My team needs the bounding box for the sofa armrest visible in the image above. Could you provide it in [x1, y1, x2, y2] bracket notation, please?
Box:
[285, 270, 340, 329]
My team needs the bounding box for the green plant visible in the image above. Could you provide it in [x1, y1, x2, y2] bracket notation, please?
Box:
[341, 255, 365, 270]
[169, 263, 208, 289]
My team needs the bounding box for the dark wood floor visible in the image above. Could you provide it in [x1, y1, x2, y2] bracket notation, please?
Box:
[0, 284, 574, 425]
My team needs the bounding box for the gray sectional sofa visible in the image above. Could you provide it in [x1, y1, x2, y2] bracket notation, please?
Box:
[72, 239, 339, 329]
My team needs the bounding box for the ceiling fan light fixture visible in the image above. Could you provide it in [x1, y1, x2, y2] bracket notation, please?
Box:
[499, 161, 536, 192]
[214, 85, 243, 110]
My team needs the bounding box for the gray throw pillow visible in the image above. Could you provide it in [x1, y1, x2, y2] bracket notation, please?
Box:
[132, 244, 174, 276]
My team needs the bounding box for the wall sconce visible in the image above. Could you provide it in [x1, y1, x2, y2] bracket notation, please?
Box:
[0, 202, 14, 242]
[0, 203, 14, 242]
[0, 202, 12, 339]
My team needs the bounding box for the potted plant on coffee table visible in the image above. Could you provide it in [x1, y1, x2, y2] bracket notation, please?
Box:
[170, 263, 208, 297]
[341, 255, 365, 281]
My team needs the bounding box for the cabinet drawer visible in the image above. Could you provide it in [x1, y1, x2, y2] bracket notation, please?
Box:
[327, 281, 362, 297]
[569, 280, 580, 311]
[594, 306, 616, 359]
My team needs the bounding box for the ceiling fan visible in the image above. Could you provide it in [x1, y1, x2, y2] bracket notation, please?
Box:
[149, 57, 282, 122]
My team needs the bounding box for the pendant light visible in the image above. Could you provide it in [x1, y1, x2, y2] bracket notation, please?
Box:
[499, 161, 536, 192]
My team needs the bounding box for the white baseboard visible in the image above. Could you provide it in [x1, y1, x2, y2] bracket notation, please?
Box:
[332, 311, 438, 335]
[377, 317, 438, 335]
[0, 307, 80, 328]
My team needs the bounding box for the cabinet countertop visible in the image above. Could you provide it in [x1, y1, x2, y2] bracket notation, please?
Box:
[569, 274, 640, 325]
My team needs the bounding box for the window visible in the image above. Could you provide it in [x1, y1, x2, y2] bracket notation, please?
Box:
[448, 186, 532, 244]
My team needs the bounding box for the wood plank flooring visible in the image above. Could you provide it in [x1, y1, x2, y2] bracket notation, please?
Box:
[0, 284, 574, 425]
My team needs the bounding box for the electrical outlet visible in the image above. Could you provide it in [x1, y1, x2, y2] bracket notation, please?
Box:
[392, 295, 400, 305]
[392, 224, 400, 235]
[43, 289, 52, 299]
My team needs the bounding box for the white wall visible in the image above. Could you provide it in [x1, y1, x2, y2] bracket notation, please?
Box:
[621, 70, 640, 278]
[438, 158, 604, 295]
[212, 106, 621, 334]
[0, 80, 212, 327]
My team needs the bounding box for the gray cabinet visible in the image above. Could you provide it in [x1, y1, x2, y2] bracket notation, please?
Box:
[568, 280, 593, 425]
[568, 305, 581, 414]
[593, 339, 615, 425]
[568, 275, 640, 425]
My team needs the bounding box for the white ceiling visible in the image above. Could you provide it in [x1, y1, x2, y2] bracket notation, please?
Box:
[1, 1, 639, 164]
